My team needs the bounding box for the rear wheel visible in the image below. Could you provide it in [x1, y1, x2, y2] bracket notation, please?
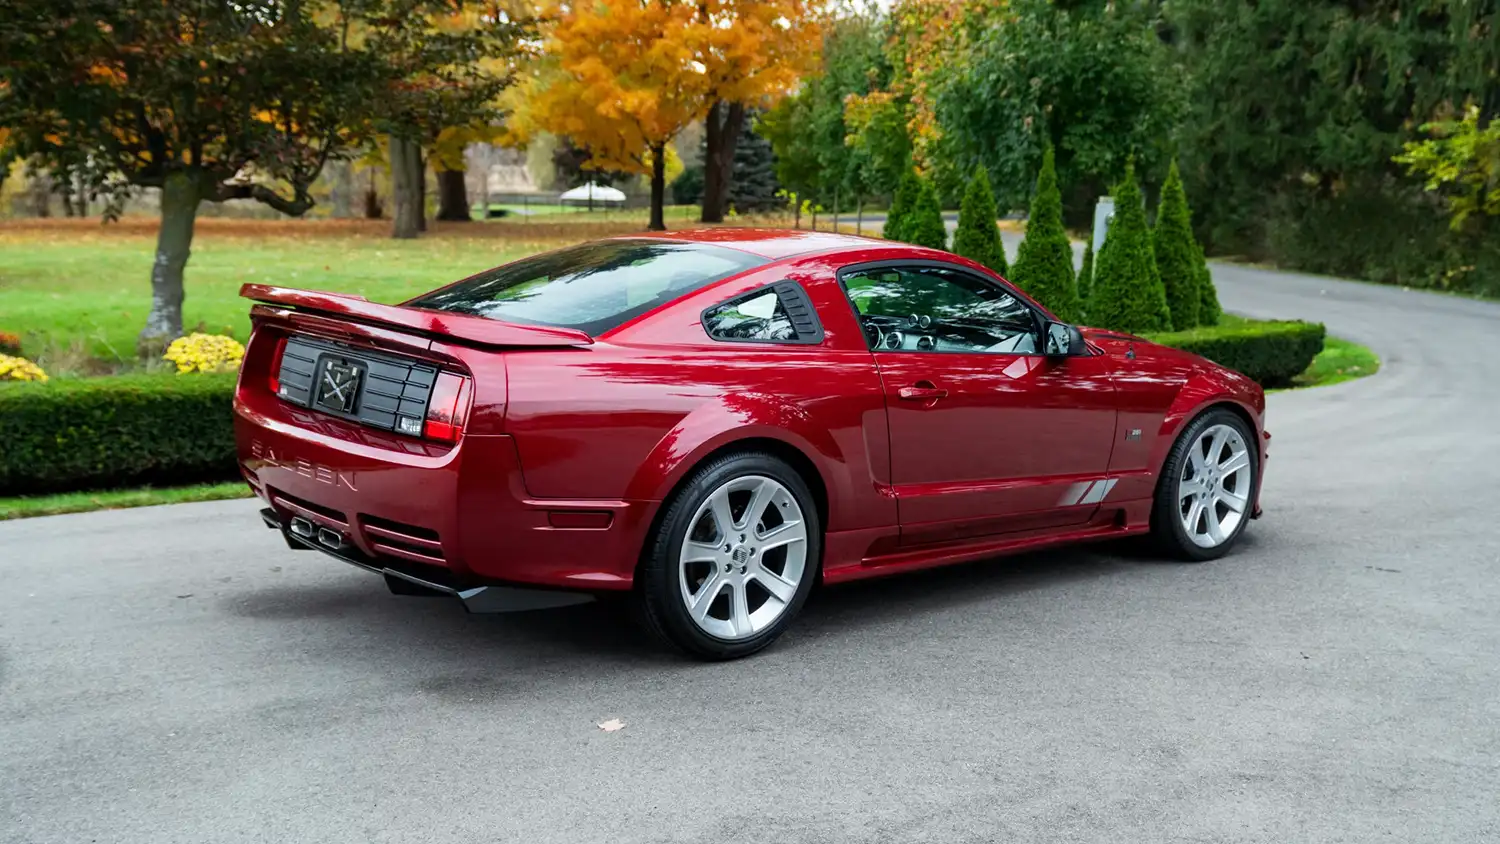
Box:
[1151, 409, 1257, 561]
[636, 452, 820, 660]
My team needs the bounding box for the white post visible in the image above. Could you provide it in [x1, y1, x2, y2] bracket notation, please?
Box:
[1092, 196, 1116, 253]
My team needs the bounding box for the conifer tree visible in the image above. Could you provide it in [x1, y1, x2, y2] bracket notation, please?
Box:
[1088, 162, 1173, 333]
[953, 166, 1007, 275]
[1010, 148, 1080, 321]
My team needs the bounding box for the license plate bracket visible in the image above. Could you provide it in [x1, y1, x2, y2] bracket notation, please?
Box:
[314, 355, 366, 414]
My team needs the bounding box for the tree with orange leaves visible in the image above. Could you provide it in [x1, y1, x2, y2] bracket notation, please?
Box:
[507, 0, 818, 230]
[507, 1, 709, 230]
[695, 0, 821, 223]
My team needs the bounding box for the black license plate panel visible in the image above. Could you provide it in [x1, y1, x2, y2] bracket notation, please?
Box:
[276, 336, 438, 434]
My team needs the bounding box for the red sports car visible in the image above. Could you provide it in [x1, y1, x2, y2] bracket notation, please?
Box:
[234, 229, 1267, 659]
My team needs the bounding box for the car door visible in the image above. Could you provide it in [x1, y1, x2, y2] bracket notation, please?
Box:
[841, 262, 1118, 546]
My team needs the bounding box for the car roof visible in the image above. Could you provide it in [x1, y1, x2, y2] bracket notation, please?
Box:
[615, 227, 889, 260]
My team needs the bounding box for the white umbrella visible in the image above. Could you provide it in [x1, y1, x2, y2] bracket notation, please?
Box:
[559, 182, 627, 204]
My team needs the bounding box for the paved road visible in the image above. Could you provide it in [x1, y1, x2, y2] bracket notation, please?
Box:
[4, 250, 1500, 844]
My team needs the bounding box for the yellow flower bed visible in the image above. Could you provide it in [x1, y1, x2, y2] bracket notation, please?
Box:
[0, 354, 48, 382]
[163, 333, 246, 374]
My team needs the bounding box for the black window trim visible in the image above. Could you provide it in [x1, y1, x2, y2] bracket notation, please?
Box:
[699, 279, 827, 346]
[835, 258, 1052, 357]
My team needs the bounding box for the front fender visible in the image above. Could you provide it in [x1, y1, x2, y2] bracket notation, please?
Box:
[1149, 366, 1266, 478]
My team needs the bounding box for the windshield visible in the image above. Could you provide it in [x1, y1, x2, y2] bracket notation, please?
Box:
[405, 239, 767, 335]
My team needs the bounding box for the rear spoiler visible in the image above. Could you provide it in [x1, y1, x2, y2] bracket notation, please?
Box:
[240, 284, 593, 348]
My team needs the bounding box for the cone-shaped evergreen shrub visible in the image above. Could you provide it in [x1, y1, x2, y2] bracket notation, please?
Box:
[1152, 160, 1202, 329]
[1088, 162, 1172, 333]
[953, 166, 1007, 275]
[1010, 148, 1079, 322]
[1197, 245, 1222, 325]
[905, 175, 948, 250]
[882, 169, 920, 242]
[1077, 241, 1095, 311]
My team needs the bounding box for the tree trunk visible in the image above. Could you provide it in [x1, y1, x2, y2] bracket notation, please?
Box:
[27, 166, 51, 217]
[74, 171, 89, 217]
[139, 171, 201, 355]
[793, 192, 800, 229]
[856, 194, 864, 236]
[436, 168, 471, 221]
[700, 100, 745, 223]
[649, 143, 667, 232]
[363, 167, 383, 218]
[391, 135, 420, 239]
[330, 160, 353, 218]
[417, 152, 428, 232]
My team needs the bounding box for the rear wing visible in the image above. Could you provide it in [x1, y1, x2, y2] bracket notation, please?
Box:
[240, 284, 594, 348]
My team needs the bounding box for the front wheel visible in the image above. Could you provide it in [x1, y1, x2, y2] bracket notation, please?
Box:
[1151, 409, 1257, 562]
[635, 452, 820, 660]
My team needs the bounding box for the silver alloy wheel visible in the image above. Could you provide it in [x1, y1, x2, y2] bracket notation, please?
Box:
[1178, 423, 1253, 548]
[678, 475, 808, 640]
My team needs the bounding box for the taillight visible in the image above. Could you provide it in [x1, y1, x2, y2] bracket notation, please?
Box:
[423, 372, 471, 443]
[267, 335, 289, 397]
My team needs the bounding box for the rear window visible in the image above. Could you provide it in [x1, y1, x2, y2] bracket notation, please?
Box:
[404, 239, 767, 335]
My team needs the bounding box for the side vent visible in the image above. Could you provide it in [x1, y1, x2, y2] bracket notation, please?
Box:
[771, 280, 825, 343]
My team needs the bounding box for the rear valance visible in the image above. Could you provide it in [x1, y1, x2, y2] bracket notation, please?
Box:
[240, 284, 594, 348]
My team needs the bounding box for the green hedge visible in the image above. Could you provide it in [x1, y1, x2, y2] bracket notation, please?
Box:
[1150, 320, 1326, 387]
[0, 373, 240, 496]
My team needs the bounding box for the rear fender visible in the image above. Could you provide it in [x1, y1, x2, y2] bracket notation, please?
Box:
[624, 391, 852, 528]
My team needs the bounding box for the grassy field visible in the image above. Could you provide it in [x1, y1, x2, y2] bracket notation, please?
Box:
[0, 217, 653, 373]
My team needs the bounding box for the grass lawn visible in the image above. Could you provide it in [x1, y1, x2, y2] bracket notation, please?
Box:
[1292, 334, 1381, 388]
[0, 217, 649, 373]
[0, 481, 252, 520]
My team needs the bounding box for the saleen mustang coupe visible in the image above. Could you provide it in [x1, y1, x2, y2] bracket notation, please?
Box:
[235, 229, 1267, 659]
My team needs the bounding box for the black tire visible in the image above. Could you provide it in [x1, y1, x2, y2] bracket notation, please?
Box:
[1151, 408, 1258, 562]
[635, 451, 821, 660]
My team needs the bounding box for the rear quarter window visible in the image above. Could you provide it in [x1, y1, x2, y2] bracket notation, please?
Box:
[405, 240, 767, 336]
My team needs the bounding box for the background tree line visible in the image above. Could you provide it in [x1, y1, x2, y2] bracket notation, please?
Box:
[3, 0, 1498, 355]
[766, 0, 1500, 297]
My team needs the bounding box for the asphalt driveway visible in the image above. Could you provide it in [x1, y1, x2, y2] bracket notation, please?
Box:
[3, 250, 1498, 843]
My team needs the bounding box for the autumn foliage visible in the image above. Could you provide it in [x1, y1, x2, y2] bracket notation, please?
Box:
[506, 0, 819, 229]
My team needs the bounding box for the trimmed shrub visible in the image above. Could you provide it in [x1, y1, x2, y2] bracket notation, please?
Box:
[1153, 160, 1202, 329]
[1089, 162, 1173, 333]
[1197, 245, 1223, 325]
[1077, 241, 1095, 309]
[952, 166, 1007, 275]
[904, 175, 949, 250]
[1150, 320, 1325, 387]
[882, 169, 920, 242]
[1011, 148, 1080, 321]
[0, 373, 240, 496]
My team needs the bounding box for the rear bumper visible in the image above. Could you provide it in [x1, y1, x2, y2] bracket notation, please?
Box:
[259, 508, 593, 612]
[235, 390, 658, 592]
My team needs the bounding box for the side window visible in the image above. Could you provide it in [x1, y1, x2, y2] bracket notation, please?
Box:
[843, 265, 1039, 354]
[701, 281, 824, 344]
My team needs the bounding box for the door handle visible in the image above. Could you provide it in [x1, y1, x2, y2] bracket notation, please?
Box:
[898, 382, 948, 402]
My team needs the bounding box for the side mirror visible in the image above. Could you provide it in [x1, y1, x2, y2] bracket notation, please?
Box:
[1044, 321, 1086, 357]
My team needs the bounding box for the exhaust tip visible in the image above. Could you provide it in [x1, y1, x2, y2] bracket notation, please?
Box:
[290, 517, 315, 538]
[316, 527, 346, 550]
